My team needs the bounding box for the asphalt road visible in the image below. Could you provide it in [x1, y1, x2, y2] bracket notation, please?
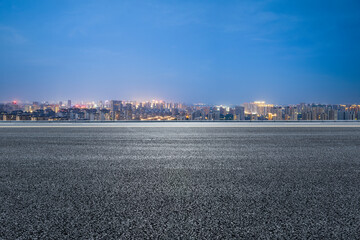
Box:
[1, 126, 360, 239]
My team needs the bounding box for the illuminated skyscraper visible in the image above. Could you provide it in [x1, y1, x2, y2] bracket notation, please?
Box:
[110, 100, 122, 112]
[244, 101, 273, 116]
[110, 100, 122, 120]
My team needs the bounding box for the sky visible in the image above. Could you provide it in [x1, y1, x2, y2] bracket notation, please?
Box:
[0, 0, 359, 104]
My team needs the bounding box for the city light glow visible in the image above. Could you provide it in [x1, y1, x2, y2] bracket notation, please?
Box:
[0, 99, 359, 121]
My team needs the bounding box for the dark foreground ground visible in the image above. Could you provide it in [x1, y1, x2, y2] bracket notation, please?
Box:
[1, 126, 360, 239]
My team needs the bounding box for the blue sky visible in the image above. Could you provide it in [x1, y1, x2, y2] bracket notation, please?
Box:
[0, 0, 359, 104]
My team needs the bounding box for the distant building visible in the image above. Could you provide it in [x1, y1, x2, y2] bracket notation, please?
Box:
[110, 100, 122, 112]
[273, 107, 283, 120]
[110, 100, 122, 120]
[244, 101, 273, 116]
[302, 111, 312, 121]
[214, 111, 220, 120]
[0, 100, 359, 122]
[338, 111, 345, 120]
[234, 106, 245, 120]
[345, 111, 356, 120]
[328, 109, 338, 120]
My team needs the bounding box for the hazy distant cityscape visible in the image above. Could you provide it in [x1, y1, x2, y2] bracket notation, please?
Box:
[1, 100, 359, 121]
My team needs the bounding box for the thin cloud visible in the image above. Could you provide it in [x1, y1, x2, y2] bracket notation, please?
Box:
[0, 25, 27, 44]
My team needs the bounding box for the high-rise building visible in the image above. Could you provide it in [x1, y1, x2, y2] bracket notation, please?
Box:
[110, 100, 122, 112]
[110, 100, 122, 120]
[338, 111, 345, 120]
[214, 111, 220, 120]
[328, 109, 338, 120]
[191, 110, 201, 120]
[124, 103, 132, 120]
[345, 111, 355, 120]
[243, 101, 274, 116]
[235, 106, 245, 120]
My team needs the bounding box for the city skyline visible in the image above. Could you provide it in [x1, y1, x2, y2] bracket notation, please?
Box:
[2, 99, 360, 121]
[1, 0, 360, 103]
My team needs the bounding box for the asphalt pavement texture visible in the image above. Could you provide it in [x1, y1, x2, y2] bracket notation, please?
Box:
[1, 126, 360, 239]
